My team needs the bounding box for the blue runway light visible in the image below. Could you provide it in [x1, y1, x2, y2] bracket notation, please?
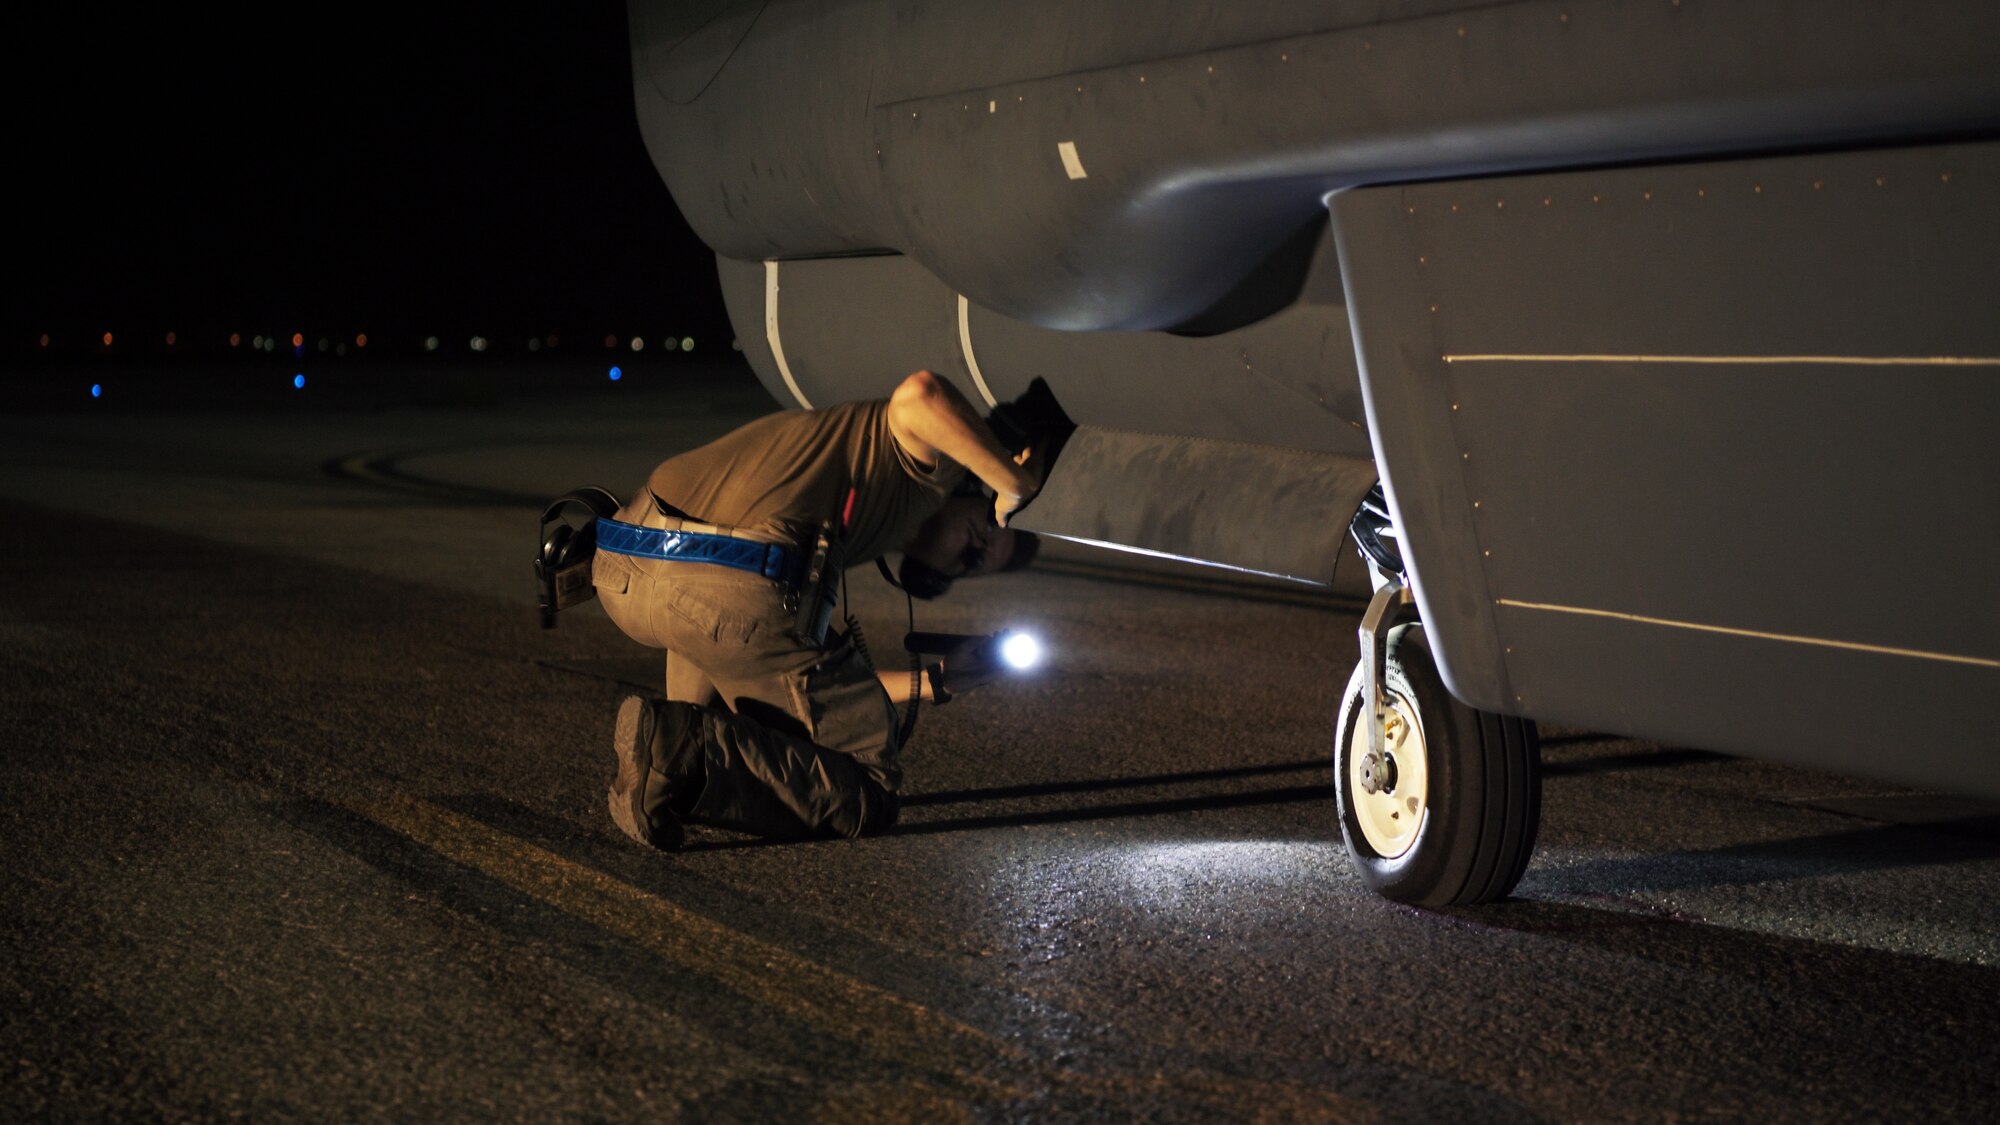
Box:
[90, 384, 102, 398]
[294, 374, 306, 389]
[609, 366, 623, 381]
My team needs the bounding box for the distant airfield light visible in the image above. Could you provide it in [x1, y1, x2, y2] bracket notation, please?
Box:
[292, 333, 304, 347]
[604, 334, 618, 349]
[630, 336, 644, 352]
[102, 332, 114, 347]
[316, 337, 330, 352]
[681, 337, 694, 352]
[663, 336, 678, 351]
[527, 337, 541, 353]
[252, 335, 264, 349]
[335, 343, 348, 357]
[609, 366, 623, 381]
[355, 333, 367, 348]
[294, 374, 305, 389]
[91, 383, 102, 398]
[424, 336, 440, 352]
[545, 334, 558, 348]
[39, 333, 50, 348]
[165, 331, 177, 347]
[470, 335, 488, 352]
[229, 333, 242, 348]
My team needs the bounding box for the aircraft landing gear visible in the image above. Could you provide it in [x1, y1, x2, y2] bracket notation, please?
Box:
[1338, 487, 1540, 906]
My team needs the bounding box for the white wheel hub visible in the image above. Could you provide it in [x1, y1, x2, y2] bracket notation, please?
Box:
[1348, 687, 1429, 859]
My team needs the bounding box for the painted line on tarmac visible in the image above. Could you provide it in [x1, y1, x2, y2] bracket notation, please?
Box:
[349, 794, 1375, 1119]
[351, 794, 1001, 1070]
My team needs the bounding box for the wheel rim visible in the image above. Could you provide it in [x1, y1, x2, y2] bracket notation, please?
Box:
[1347, 687, 1429, 859]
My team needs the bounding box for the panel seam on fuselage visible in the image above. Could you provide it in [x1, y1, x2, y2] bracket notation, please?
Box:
[1496, 599, 2000, 669]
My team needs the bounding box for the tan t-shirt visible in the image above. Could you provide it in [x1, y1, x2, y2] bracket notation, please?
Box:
[640, 400, 963, 565]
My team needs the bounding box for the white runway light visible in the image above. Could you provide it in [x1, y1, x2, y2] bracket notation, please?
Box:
[999, 631, 1043, 671]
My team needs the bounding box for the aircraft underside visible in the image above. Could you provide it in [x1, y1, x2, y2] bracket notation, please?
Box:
[629, 0, 2000, 902]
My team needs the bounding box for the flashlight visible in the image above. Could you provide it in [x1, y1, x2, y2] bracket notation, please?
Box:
[904, 629, 1047, 672]
[998, 631, 1042, 671]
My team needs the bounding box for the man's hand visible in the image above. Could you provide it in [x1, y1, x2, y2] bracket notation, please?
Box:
[888, 371, 1042, 515]
[935, 634, 1008, 698]
[993, 446, 1038, 528]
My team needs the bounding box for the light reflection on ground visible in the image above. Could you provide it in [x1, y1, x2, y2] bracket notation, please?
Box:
[1108, 839, 1346, 892]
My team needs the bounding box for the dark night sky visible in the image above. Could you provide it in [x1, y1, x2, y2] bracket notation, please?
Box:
[17, 3, 726, 353]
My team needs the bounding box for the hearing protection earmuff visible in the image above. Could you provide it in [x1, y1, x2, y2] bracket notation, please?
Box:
[535, 487, 620, 628]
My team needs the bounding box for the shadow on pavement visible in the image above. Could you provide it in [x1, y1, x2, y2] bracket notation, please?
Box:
[889, 783, 1330, 838]
[1540, 746, 1733, 776]
[901, 758, 1324, 806]
[1539, 818, 2000, 894]
[667, 782, 1332, 851]
[1437, 895, 2000, 1010]
[270, 795, 894, 1070]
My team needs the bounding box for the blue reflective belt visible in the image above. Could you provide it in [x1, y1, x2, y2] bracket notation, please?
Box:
[594, 518, 800, 583]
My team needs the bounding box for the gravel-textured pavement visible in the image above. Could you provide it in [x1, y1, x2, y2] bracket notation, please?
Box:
[4, 359, 1996, 1122]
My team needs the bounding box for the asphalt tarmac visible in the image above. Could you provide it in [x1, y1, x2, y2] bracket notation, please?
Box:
[4, 357, 1997, 1122]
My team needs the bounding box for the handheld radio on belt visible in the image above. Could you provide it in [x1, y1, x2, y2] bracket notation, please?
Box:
[786, 486, 856, 648]
[788, 519, 839, 648]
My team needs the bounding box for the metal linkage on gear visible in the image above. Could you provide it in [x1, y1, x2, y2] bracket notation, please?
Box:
[1350, 483, 1419, 780]
[1358, 581, 1418, 775]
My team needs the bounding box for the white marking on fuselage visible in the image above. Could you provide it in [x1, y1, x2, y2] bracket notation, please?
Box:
[957, 294, 998, 408]
[1058, 141, 1088, 180]
[764, 260, 812, 410]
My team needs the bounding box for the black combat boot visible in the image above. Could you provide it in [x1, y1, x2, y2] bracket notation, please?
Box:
[607, 695, 704, 850]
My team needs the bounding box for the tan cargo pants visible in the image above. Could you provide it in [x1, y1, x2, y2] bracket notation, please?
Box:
[592, 547, 901, 839]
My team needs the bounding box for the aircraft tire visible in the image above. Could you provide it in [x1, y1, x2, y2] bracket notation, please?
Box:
[1334, 623, 1541, 906]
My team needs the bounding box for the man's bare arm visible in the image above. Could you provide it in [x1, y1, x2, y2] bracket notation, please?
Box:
[877, 666, 939, 705]
[885, 370, 1041, 526]
[876, 636, 1016, 704]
